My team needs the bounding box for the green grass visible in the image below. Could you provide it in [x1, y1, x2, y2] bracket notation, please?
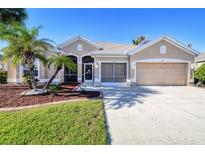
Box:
[0, 99, 107, 145]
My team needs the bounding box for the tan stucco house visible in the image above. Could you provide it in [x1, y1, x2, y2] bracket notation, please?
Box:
[6, 35, 199, 86]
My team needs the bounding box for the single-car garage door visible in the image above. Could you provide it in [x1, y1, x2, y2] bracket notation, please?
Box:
[101, 63, 127, 82]
[135, 63, 187, 86]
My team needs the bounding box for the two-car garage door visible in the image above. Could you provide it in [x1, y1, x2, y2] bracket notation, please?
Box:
[135, 63, 187, 86]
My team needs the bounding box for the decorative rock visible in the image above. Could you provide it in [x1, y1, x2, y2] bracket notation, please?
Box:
[21, 89, 48, 96]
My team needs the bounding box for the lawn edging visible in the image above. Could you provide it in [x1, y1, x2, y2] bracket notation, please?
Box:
[0, 98, 91, 112]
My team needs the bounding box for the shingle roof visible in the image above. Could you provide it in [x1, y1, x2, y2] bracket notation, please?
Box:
[196, 52, 205, 62]
[95, 42, 137, 54]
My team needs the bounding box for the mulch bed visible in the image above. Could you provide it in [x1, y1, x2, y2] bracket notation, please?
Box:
[0, 83, 100, 108]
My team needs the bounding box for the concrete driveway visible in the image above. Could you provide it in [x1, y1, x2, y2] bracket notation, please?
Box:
[101, 86, 205, 144]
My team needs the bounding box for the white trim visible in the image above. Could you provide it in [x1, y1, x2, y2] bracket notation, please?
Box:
[134, 58, 191, 86]
[99, 61, 129, 83]
[39, 78, 60, 83]
[57, 35, 102, 49]
[94, 55, 128, 57]
[128, 35, 199, 56]
[7, 78, 60, 83]
[84, 63, 93, 83]
[92, 51, 128, 55]
[101, 82, 128, 87]
[134, 58, 191, 63]
[37, 59, 40, 79]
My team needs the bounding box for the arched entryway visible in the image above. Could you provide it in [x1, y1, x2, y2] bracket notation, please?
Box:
[82, 55, 94, 82]
[64, 55, 78, 83]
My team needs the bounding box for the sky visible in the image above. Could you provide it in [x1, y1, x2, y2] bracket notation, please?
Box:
[1, 8, 205, 52]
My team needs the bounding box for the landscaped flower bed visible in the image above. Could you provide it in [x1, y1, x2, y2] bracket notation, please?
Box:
[0, 83, 100, 108]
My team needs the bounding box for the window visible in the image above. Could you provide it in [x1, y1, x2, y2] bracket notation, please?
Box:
[77, 44, 83, 51]
[22, 59, 39, 78]
[160, 45, 167, 54]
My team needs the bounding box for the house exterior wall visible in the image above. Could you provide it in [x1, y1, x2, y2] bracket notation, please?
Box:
[60, 39, 99, 57]
[7, 59, 18, 82]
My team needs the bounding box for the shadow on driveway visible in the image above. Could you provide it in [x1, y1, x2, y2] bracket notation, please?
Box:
[101, 86, 161, 110]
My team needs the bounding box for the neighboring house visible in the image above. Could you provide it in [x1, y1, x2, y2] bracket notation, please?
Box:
[196, 52, 205, 68]
[6, 35, 199, 86]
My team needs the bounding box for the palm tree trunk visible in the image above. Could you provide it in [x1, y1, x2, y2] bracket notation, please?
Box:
[27, 58, 37, 91]
[43, 69, 60, 90]
[28, 63, 37, 91]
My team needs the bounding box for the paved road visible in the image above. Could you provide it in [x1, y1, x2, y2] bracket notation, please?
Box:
[101, 86, 205, 144]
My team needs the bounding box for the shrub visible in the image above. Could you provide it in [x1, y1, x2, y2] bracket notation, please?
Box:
[48, 85, 60, 96]
[194, 63, 205, 84]
[22, 74, 39, 89]
[0, 70, 7, 84]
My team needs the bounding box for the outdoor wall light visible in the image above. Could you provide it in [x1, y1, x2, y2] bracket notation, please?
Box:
[131, 62, 135, 69]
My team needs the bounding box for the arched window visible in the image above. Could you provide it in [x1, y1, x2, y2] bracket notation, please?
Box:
[160, 45, 167, 54]
[64, 55, 78, 83]
[77, 44, 83, 51]
[82, 55, 94, 63]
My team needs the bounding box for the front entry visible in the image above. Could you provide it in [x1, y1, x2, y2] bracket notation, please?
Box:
[84, 63, 93, 82]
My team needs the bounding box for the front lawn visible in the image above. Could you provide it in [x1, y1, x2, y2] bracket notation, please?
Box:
[0, 99, 107, 144]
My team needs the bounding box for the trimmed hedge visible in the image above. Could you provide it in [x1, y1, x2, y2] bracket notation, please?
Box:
[0, 70, 7, 84]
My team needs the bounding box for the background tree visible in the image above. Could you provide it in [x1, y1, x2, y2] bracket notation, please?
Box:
[44, 53, 76, 90]
[194, 63, 205, 84]
[0, 23, 54, 90]
[0, 8, 28, 25]
[132, 35, 150, 45]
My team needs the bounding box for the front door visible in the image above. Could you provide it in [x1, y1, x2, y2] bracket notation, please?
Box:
[84, 64, 93, 82]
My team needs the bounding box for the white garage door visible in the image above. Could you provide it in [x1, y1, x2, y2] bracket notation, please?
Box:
[135, 63, 187, 86]
[101, 63, 127, 82]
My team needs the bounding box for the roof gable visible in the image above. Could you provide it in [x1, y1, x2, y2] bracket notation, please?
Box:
[128, 35, 199, 56]
[196, 52, 205, 62]
[57, 35, 102, 49]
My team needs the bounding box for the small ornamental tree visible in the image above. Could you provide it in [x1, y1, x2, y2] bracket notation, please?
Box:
[194, 63, 205, 83]
[43, 53, 76, 90]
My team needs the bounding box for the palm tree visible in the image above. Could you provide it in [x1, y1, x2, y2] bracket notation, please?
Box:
[43, 53, 76, 90]
[132, 35, 150, 45]
[0, 23, 54, 90]
[0, 9, 28, 25]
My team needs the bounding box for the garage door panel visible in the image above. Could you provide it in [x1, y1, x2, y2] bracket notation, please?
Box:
[136, 63, 187, 86]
